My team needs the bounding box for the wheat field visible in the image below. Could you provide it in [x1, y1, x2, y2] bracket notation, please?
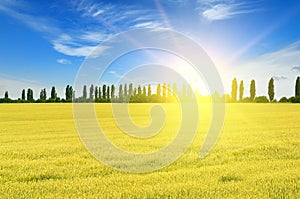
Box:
[0, 103, 299, 198]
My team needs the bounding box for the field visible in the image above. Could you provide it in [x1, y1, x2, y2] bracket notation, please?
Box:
[0, 103, 299, 198]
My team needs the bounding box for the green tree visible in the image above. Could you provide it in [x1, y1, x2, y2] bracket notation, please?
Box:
[83, 85, 87, 101]
[147, 84, 151, 97]
[107, 86, 110, 99]
[95, 86, 98, 100]
[27, 88, 34, 102]
[89, 84, 94, 101]
[40, 88, 46, 100]
[250, 79, 256, 101]
[239, 80, 244, 101]
[4, 91, 8, 99]
[187, 85, 192, 99]
[51, 86, 57, 100]
[162, 83, 167, 98]
[296, 76, 300, 97]
[172, 83, 177, 97]
[143, 86, 146, 96]
[65, 85, 73, 101]
[156, 84, 161, 97]
[182, 84, 186, 98]
[167, 84, 171, 98]
[102, 85, 107, 100]
[138, 85, 142, 95]
[111, 85, 115, 99]
[99, 86, 102, 99]
[129, 83, 133, 97]
[124, 84, 128, 97]
[231, 78, 238, 102]
[21, 89, 26, 100]
[268, 77, 275, 101]
[119, 84, 123, 100]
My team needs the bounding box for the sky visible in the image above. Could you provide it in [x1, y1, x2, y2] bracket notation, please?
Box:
[0, 0, 300, 99]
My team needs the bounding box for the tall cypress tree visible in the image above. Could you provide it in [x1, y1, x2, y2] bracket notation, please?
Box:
[268, 77, 275, 101]
[27, 88, 34, 102]
[250, 80, 256, 101]
[138, 85, 142, 95]
[51, 86, 57, 100]
[231, 78, 238, 102]
[119, 84, 123, 100]
[95, 86, 98, 100]
[172, 83, 178, 97]
[111, 85, 115, 99]
[162, 83, 167, 98]
[157, 84, 161, 97]
[107, 86, 110, 100]
[124, 84, 128, 98]
[143, 86, 146, 96]
[147, 84, 151, 97]
[102, 85, 106, 99]
[182, 84, 186, 97]
[22, 89, 26, 100]
[296, 76, 300, 97]
[83, 85, 87, 101]
[4, 91, 8, 99]
[128, 83, 133, 97]
[239, 80, 244, 101]
[89, 84, 94, 101]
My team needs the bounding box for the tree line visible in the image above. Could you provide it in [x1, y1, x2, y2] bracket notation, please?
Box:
[0, 76, 299, 103]
[228, 76, 300, 103]
[0, 83, 193, 103]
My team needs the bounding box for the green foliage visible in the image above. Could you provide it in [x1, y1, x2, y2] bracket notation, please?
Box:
[21, 89, 26, 100]
[147, 84, 151, 96]
[250, 80, 256, 101]
[231, 78, 238, 102]
[102, 85, 106, 100]
[296, 76, 300, 97]
[4, 91, 8, 99]
[254, 96, 269, 103]
[82, 85, 87, 101]
[156, 84, 161, 97]
[26, 88, 34, 102]
[111, 85, 115, 100]
[50, 86, 57, 100]
[239, 80, 244, 101]
[39, 88, 47, 101]
[288, 96, 300, 103]
[89, 84, 94, 101]
[268, 77, 275, 101]
[279, 97, 288, 103]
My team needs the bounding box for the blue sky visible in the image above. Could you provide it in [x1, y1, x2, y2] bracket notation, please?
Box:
[0, 0, 300, 99]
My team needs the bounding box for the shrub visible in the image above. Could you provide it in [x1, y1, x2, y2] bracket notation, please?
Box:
[279, 97, 288, 103]
[254, 96, 269, 103]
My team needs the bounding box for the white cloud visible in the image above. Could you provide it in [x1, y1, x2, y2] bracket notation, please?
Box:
[0, 74, 42, 99]
[131, 21, 162, 29]
[231, 41, 300, 98]
[57, 58, 72, 64]
[92, 9, 104, 17]
[202, 3, 256, 21]
[79, 31, 111, 43]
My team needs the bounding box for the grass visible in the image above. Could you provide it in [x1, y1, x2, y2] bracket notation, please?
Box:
[0, 103, 299, 198]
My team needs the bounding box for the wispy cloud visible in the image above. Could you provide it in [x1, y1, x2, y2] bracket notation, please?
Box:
[131, 21, 162, 29]
[273, 76, 288, 81]
[0, 73, 42, 99]
[0, 0, 164, 57]
[291, 66, 300, 71]
[57, 58, 72, 64]
[199, 0, 259, 22]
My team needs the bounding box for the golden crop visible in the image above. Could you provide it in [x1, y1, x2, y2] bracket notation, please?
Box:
[0, 103, 299, 198]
